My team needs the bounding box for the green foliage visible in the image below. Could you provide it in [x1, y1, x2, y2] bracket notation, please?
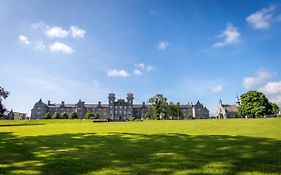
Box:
[61, 112, 69, 119]
[269, 102, 279, 115]
[44, 112, 51, 119]
[148, 94, 168, 120]
[167, 102, 184, 120]
[53, 112, 60, 119]
[70, 112, 78, 119]
[144, 112, 151, 119]
[85, 112, 95, 119]
[0, 86, 9, 116]
[239, 91, 273, 118]
[95, 113, 100, 119]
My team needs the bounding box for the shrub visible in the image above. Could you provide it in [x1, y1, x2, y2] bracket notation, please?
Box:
[61, 112, 69, 119]
[53, 112, 60, 119]
[44, 112, 51, 119]
[85, 112, 95, 119]
[70, 112, 78, 119]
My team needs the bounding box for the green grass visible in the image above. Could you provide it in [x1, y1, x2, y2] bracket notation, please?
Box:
[0, 119, 280, 175]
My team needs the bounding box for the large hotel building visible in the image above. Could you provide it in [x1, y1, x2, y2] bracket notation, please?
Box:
[31, 93, 209, 120]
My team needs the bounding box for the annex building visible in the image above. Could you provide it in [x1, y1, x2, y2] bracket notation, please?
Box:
[31, 93, 209, 120]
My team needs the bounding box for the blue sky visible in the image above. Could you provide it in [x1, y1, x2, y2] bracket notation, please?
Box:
[1, 0, 281, 115]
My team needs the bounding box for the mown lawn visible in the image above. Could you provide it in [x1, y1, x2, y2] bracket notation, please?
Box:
[0, 119, 280, 175]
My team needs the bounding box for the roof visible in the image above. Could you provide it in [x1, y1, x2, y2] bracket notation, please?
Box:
[222, 104, 238, 113]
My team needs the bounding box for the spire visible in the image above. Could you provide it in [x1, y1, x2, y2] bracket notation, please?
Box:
[219, 99, 222, 105]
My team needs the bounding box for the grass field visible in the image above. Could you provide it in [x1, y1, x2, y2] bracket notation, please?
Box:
[0, 119, 280, 175]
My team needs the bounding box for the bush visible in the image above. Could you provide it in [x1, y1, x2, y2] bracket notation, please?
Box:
[70, 112, 78, 119]
[95, 113, 101, 119]
[44, 112, 51, 119]
[53, 112, 60, 119]
[61, 112, 69, 119]
[85, 112, 95, 119]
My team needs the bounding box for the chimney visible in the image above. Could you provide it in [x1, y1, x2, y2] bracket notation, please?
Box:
[48, 101, 51, 105]
[62, 101, 65, 105]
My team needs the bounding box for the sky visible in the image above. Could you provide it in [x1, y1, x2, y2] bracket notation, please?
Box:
[1, 0, 281, 115]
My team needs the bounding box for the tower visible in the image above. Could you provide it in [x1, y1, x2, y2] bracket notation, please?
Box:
[108, 93, 116, 120]
[126, 93, 134, 119]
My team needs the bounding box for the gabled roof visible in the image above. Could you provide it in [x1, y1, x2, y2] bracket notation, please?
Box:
[221, 104, 238, 113]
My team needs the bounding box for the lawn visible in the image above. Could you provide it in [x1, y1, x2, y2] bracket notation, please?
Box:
[0, 119, 280, 175]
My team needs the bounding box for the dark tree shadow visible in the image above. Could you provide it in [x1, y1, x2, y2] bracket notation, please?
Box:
[0, 123, 45, 127]
[0, 132, 280, 175]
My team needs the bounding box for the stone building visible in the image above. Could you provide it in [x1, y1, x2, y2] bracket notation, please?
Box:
[217, 98, 240, 119]
[31, 93, 209, 120]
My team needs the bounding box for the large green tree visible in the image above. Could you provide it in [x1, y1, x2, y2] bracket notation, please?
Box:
[238, 91, 277, 118]
[148, 94, 168, 120]
[167, 102, 184, 120]
[0, 87, 10, 116]
[269, 102, 279, 115]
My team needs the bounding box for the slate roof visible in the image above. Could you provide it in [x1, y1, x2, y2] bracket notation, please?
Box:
[222, 104, 238, 113]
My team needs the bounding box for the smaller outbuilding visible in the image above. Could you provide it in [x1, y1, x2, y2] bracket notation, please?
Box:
[217, 98, 240, 119]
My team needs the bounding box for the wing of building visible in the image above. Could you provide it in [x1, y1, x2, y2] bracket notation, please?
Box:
[31, 93, 209, 120]
[217, 99, 239, 119]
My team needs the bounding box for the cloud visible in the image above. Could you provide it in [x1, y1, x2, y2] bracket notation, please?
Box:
[107, 69, 130, 78]
[243, 69, 271, 89]
[70, 26, 86, 39]
[212, 85, 223, 92]
[213, 23, 240, 47]
[49, 42, 74, 54]
[135, 63, 154, 71]
[246, 5, 276, 30]
[45, 26, 69, 38]
[18, 35, 30, 45]
[34, 41, 46, 50]
[158, 41, 169, 50]
[259, 81, 281, 106]
[133, 69, 142, 76]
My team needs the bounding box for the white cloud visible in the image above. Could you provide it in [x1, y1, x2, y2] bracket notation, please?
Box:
[243, 69, 271, 89]
[19, 35, 30, 45]
[34, 41, 46, 50]
[158, 41, 169, 50]
[107, 69, 130, 78]
[49, 42, 74, 54]
[259, 81, 281, 106]
[246, 5, 276, 30]
[45, 26, 69, 38]
[212, 85, 223, 92]
[135, 63, 145, 69]
[70, 26, 86, 39]
[135, 63, 154, 72]
[146, 65, 155, 72]
[133, 69, 142, 76]
[213, 23, 240, 48]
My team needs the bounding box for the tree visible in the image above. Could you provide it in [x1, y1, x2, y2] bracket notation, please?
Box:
[53, 112, 60, 119]
[269, 102, 279, 115]
[239, 91, 273, 118]
[95, 113, 100, 119]
[167, 102, 184, 120]
[61, 112, 69, 119]
[85, 112, 95, 119]
[144, 112, 151, 119]
[0, 86, 10, 116]
[70, 112, 78, 119]
[148, 94, 168, 120]
[44, 112, 51, 119]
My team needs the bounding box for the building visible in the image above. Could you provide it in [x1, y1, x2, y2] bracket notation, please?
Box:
[217, 98, 240, 119]
[31, 93, 209, 120]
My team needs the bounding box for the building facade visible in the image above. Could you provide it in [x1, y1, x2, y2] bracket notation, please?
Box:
[217, 98, 240, 119]
[31, 93, 209, 120]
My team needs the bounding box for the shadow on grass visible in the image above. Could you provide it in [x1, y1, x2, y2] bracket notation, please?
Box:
[0, 123, 45, 127]
[0, 132, 280, 175]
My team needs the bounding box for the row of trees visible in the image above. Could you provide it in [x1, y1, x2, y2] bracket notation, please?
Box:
[146, 94, 184, 120]
[238, 91, 279, 118]
[44, 112, 101, 119]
